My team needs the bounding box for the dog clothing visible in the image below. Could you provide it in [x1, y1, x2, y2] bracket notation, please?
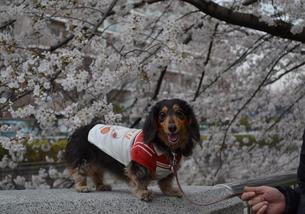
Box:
[88, 124, 180, 179]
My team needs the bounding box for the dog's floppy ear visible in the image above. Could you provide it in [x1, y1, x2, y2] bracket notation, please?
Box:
[187, 105, 201, 146]
[181, 101, 201, 156]
[143, 104, 159, 144]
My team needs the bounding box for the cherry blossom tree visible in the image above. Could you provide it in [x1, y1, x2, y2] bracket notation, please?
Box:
[0, 0, 305, 189]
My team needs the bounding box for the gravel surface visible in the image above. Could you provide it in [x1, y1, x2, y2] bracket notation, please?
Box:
[0, 185, 244, 214]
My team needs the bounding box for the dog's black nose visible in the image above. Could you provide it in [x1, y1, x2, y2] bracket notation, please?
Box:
[168, 124, 177, 133]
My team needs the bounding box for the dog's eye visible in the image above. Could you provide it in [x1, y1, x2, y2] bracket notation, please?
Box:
[159, 112, 166, 121]
[175, 111, 185, 119]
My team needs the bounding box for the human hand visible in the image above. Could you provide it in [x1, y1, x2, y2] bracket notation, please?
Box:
[241, 186, 286, 214]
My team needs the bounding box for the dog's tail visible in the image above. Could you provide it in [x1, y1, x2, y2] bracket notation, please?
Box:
[64, 123, 96, 169]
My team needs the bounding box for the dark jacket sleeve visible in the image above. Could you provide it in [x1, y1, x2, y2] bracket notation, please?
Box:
[276, 129, 305, 214]
[297, 128, 305, 192]
[275, 129, 305, 214]
[277, 186, 300, 214]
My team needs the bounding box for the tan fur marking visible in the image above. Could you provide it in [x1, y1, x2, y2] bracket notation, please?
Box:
[69, 168, 90, 193]
[161, 106, 168, 114]
[173, 104, 181, 112]
[68, 163, 112, 192]
[86, 164, 112, 191]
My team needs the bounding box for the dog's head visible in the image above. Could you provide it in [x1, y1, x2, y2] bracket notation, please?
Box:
[143, 99, 201, 157]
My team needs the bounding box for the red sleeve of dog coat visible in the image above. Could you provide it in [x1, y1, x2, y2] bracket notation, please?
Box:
[131, 133, 156, 171]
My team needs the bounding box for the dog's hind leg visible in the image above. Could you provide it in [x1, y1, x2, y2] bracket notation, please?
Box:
[87, 165, 112, 191]
[68, 167, 91, 193]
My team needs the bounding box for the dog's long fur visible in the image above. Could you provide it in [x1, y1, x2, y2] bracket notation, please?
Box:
[64, 99, 201, 201]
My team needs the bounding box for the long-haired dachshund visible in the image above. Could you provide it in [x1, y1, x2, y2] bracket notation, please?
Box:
[64, 99, 201, 201]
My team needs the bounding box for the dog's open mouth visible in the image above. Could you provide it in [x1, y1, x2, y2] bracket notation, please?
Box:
[168, 134, 179, 144]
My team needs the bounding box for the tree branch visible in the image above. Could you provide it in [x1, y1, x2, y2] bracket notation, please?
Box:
[139, 45, 162, 65]
[193, 22, 219, 101]
[48, 33, 75, 52]
[142, 0, 305, 43]
[200, 34, 272, 95]
[263, 61, 305, 86]
[33, 0, 118, 53]
[267, 91, 305, 131]
[86, 0, 119, 41]
[130, 65, 167, 128]
[213, 43, 300, 179]
[0, 19, 16, 30]
[242, 0, 259, 6]
[181, 0, 305, 43]
[152, 65, 167, 100]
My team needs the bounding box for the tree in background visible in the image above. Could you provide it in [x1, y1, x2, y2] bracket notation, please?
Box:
[0, 0, 305, 189]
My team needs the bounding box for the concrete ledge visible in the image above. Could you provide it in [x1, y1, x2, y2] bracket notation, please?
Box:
[0, 185, 244, 214]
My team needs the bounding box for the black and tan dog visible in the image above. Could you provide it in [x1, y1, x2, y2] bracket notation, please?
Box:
[64, 99, 201, 201]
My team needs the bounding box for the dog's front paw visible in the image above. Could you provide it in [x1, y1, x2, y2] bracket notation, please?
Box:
[135, 189, 153, 202]
[163, 188, 183, 198]
[76, 185, 91, 193]
[96, 184, 112, 191]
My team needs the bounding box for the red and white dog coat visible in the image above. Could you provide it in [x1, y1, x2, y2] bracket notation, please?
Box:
[88, 124, 180, 179]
